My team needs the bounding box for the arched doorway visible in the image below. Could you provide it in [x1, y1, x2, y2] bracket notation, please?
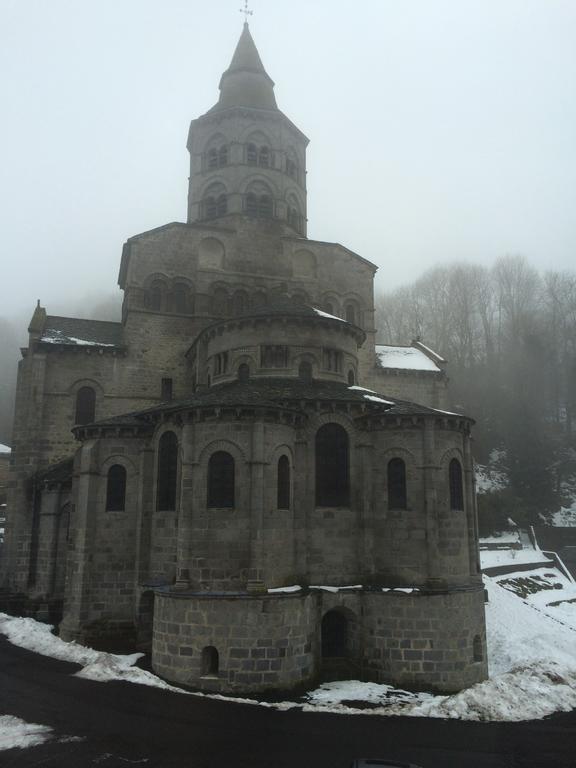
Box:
[321, 608, 358, 680]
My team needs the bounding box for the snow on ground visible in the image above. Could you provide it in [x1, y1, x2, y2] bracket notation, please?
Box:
[0, 715, 53, 751]
[0, 443, 10, 454]
[480, 546, 551, 570]
[550, 500, 576, 527]
[480, 530, 521, 546]
[3, 574, 576, 722]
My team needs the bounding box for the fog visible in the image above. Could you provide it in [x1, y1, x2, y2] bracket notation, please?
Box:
[1, 0, 575, 438]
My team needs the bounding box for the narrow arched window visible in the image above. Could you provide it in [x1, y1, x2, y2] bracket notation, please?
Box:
[157, 431, 178, 511]
[259, 195, 273, 218]
[315, 423, 349, 507]
[232, 291, 248, 315]
[204, 197, 217, 219]
[201, 646, 219, 676]
[345, 304, 356, 324]
[449, 458, 464, 510]
[252, 291, 267, 309]
[388, 458, 407, 510]
[247, 143, 257, 164]
[172, 283, 190, 314]
[277, 455, 290, 509]
[299, 361, 312, 382]
[238, 363, 250, 382]
[75, 386, 96, 425]
[207, 451, 235, 508]
[259, 146, 270, 167]
[146, 280, 164, 311]
[106, 464, 127, 511]
[347, 369, 355, 386]
[207, 148, 218, 169]
[246, 193, 258, 217]
[217, 194, 227, 217]
[218, 145, 228, 167]
[212, 288, 228, 316]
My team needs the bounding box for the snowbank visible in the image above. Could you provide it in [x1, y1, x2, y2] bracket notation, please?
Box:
[0, 715, 53, 751]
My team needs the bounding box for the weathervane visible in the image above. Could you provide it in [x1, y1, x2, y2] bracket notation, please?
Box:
[239, 0, 253, 22]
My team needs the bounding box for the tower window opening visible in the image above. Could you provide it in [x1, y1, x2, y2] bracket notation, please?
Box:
[207, 148, 218, 169]
[204, 196, 217, 220]
[261, 345, 288, 368]
[347, 369, 355, 386]
[216, 194, 227, 217]
[288, 207, 301, 232]
[299, 361, 313, 382]
[388, 458, 407, 510]
[246, 193, 258, 217]
[345, 304, 357, 324]
[316, 423, 350, 507]
[207, 451, 235, 508]
[259, 195, 273, 218]
[172, 283, 190, 314]
[286, 157, 298, 179]
[258, 146, 270, 167]
[323, 348, 342, 372]
[218, 145, 228, 167]
[106, 464, 127, 511]
[75, 386, 96, 425]
[161, 377, 173, 401]
[238, 363, 250, 382]
[247, 143, 257, 164]
[449, 458, 464, 510]
[145, 280, 165, 312]
[277, 455, 291, 509]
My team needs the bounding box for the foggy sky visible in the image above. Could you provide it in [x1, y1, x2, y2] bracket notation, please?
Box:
[1, 0, 575, 323]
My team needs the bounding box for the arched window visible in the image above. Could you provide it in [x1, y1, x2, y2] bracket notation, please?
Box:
[218, 145, 228, 167]
[298, 361, 312, 382]
[105, 464, 127, 511]
[252, 291, 267, 309]
[216, 194, 227, 217]
[212, 288, 229, 316]
[315, 423, 350, 507]
[449, 458, 464, 510]
[259, 195, 273, 218]
[324, 303, 334, 315]
[157, 431, 178, 511]
[258, 146, 270, 167]
[238, 363, 250, 382]
[75, 386, 96, 425]
[201, 646, 219, 676]
[388, 458, 407, 510]
[347, 369, 355, 386]
[207, 148, 218, 169]
[204, 196, 217, 219]
[172, 283, 190, 314]
[247, 143, 257, 164]
[246, 193, 258, 217]
[286, 157, 298, 179]
[146, 280, 164, 312]
[232, 291, 248, 315]
[345, 304, 356, 324]
[207, 451, 235, 508]
[277, 455, 290, 509]
[288, 207, 300, 232]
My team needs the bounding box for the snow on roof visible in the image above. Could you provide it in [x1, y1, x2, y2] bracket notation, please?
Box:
[40, 330, 116, 347]
[375, 345, 441, 372]
[312, 308, 346, 322]
[0, 443, 10, 454]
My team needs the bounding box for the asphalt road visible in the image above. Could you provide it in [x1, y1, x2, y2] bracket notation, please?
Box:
[1, 637, 575, 768]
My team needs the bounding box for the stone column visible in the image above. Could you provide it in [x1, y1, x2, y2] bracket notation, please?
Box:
[134, 446, 155, 587]
[422, 418, 442, 586]
[463, 428, 481, 579]
[175, 423, 195, 588]
[293, 437, 309, 578]
[357, 438, 375, 579]
[247, 422, 266, 592]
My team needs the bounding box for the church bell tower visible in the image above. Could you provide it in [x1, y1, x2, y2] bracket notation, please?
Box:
[186, 23, 309, 236]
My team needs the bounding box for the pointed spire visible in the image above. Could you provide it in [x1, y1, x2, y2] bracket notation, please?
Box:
[213, 23, 278, 111]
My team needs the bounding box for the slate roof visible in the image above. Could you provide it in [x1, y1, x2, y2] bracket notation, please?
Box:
[40, 316, 124, 348]
[37, 457, 74, 484]
[85, 378, 467, 431]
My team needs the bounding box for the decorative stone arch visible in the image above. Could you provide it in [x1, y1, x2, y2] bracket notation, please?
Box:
[293, 352, 319, 380]
[284, 145, 300, 179]
[99, 453, 138, 476]
[209, 282, 230, 316]
[153, 425, 182, 512]
[321, 292, 342, 318]
[99, 455, 135, 514]
[231, 287, 250, 315]
[197, 438, 247, 468]
[320, 605, 360, 678]
[201, 131, 229, 154]
[342, 292, 364, 326]
[292, 249, 316, 278]
[143, 272, 171, 312]
[231, 352, 257, 378]
[198, 237, 226, 270]
[168, 276, 194, 315]
[200, 180, 228, 220]
[310, 415, 356, 508]
[198, 176, 229, 199]
[290, 289, 310, 306]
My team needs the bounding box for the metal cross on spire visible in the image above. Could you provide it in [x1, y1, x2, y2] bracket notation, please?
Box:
[239, 0, 253, 23]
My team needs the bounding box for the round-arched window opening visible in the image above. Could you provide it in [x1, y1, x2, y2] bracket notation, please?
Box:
[315, 423, 350, 507]
[238, 363, 250, 382]
[201, 646, 219, 676]
[298, 361, 313, 382]
[105, 464, 127, 511]
[75, 386, 96, 426]
[347, 369, 355, 386]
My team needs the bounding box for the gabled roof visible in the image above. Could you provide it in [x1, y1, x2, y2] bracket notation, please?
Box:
[375, 344, 442, 373]
[40, 316, 123, 348]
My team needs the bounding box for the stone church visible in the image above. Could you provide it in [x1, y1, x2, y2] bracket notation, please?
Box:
[1, 23, 487, 694]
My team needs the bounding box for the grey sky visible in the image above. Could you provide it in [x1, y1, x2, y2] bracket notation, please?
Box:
[1, 0, 575, 322]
